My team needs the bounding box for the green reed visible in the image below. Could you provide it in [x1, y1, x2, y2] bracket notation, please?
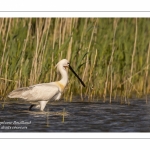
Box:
[0, 18, 150, 103]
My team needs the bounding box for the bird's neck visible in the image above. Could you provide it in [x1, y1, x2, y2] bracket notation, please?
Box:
[59, 66, 68, 87]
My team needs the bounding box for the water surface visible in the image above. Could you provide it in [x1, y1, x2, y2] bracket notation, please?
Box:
[0, 99, 150, 132]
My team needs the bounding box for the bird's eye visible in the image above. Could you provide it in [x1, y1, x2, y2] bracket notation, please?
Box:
[67, 62, 70, 65]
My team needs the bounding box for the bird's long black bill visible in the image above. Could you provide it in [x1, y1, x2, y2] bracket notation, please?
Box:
[69, 65, 85, 87]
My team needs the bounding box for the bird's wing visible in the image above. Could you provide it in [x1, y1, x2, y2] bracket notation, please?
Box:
[8, 84, 60, 102]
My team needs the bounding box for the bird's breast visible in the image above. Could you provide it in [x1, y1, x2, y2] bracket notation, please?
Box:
[55, 82, 65, 92]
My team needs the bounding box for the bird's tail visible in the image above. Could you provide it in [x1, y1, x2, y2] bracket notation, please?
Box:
[8, 91, 22, 98]
[8, 87, 29, 99]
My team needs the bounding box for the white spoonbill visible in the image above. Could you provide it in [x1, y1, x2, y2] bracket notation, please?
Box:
[8, 59, 85, 111]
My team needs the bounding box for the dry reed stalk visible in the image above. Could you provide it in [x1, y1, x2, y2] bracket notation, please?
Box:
[0, 18, 11, 76]
[63, 18, 74, 101]
[129, 80, 140, 95]
[64, 86, 71, 102]
[81, 18, 98, 101]
[58, 18, 63, 59]
[0, 78, 18, 83]
[65, 18, 72, 36]
[78, 18, 88, 100]
[34, 19, 40, 83]
[0, 20, 5, 91]
[50, 52, 54, 82]
[124, 80, 127, 104]
[85, 49, 97, 101]
[120, 65, 149, 86]
[85, 26, 98, 95]
[37, 19, 51, 82]
[18, 18, 31, 87]
[0, 18, 8, 40]
[62, 19, 67, 44]
[4, 58, 9, 89]
[69, 91, 73, 102]
[59, 18, 62, 49]
[53, 18, 62, 82]
[110, 65, 113, 103]
[0, 18, 4, 35]
[103, 18, 118, 102]
[52, 18, 59, 50]
[66, 18, 73, 62]
[129, 18, 138, 96]
[80, 18, 87, 50]
[72, 17, 78, 29]
[110, 18, 118, 103]
[59, 19, 64, 59]
[82, 19, 96, 81]
[65, 19, 73, 100]
[145, 42, 150, 103]
[30, 18, 42, 84]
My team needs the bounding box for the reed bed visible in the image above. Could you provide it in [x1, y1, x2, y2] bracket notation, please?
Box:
[0, 18, 150, 103]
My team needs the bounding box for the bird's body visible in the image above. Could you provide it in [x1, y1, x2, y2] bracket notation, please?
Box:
[8, 82, 62, 111]
[8, 59, 85, 111]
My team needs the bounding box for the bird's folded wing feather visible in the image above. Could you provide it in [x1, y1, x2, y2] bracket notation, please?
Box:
[8, 84, 60, 102]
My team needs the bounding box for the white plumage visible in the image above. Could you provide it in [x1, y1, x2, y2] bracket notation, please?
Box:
[8, 59, 85, 111]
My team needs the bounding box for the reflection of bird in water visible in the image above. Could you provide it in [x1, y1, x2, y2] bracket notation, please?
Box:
[8, 59, 85, 111]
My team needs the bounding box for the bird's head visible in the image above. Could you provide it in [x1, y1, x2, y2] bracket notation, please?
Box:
[55, 59, 85, 87]
[55, 59, 69, 70]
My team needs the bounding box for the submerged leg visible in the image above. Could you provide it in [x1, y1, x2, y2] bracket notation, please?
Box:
[39, 101, 48, 111]
[29, 104, 35, 111]
[29, 104, 40, 111]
